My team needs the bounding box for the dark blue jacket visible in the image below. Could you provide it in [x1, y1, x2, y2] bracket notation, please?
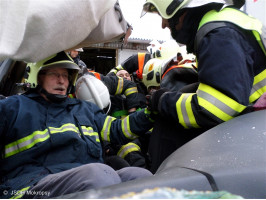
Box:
[0, 91, 153, 198]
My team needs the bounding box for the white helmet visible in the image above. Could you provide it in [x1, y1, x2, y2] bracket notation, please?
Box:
[75, 48, 84, 52]
[142, 0, 242, 19]
[147, 40, 161, 54]
[75, 75, 110, 110]
[153, 40, 180, 60]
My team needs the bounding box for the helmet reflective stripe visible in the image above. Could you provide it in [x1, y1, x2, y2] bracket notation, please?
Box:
[197, 83, 246, 122]
[176, 93, 200, 128]
[117, 142, 141, 158]
[249, 69, 266, 103]
[121, 116, 138, 139]
[142, 0, 234, 19]
[101, 116, 116, 142]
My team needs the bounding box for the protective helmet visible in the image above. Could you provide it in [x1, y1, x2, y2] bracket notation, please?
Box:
[75, 75, 110, 110]
[142, 58, 164, 89]
[153, 40, 180, 60]
[142, 0, 242, 19]
[147, 40, 161, 54]
[24, 51, 80, 89]
[75, 48, 84, 52]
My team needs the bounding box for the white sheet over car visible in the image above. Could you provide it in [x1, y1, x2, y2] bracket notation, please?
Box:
[0, 0, 126, 62]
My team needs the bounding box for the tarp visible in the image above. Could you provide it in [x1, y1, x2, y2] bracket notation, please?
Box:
[0, 0, 127, 62]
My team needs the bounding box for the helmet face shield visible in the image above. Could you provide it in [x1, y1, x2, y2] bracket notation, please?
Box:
[141, 3, 160, 17]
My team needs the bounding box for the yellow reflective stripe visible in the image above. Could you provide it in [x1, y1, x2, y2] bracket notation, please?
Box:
[124, 87, 138, 96]
[115, 77, 124, 95]
[10, 186, 30, 199]
[101, 116, 116, 142]
[249, 69, 266, 103]
[176, 93, 200, 129]
[121, 116, 138, 139]
[197, 83, 246, 121]
[49, 123, 79, 134]
[81, 126, 100, 142]
[144, 108, 156, 122]
[5, 129, 50, 158]
[117, 142, 140, 158]
[199, 8, 266, 55]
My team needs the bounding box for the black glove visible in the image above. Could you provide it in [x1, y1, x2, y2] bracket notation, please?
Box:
[146, 88, 169, 112]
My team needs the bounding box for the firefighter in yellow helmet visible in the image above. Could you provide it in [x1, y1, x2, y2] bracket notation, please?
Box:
[142, 0, 266, 171]
[24, 51, 80, 102]
[1, 51, 155, 199]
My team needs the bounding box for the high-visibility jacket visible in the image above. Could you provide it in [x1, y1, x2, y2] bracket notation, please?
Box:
[158, 7, 266, 129]
[0, 91, 154, 198]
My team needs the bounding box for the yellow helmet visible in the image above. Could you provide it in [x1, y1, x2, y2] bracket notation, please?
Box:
[142, 57, 175, 89]
[142, 0, 241, 19]
[24, 51, 80, 88]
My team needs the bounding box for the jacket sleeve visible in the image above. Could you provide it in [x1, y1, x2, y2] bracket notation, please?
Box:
[94, 107, 154, 145]
[158, 27, 255, 129]
[106, 53, 151, 76]
[101, 75, 140, 109]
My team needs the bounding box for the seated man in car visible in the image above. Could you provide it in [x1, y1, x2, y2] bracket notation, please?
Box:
[0, 51, 155, 199]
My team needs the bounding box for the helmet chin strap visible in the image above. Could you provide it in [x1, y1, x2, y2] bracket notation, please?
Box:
[38, 86, 67, 103]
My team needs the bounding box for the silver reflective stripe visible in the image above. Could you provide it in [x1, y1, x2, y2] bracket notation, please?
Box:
[121, 117, 137, 139]
[82, 127, 99, 141]
[250, 77, 266, 95]
[180, 94, 193, 128]
[124, 87, 137, 96]
[49, 124, 78, 133]
[117, 143, 139, 158]
[5, 130, 49, 156]
[198, 90, 240, 117]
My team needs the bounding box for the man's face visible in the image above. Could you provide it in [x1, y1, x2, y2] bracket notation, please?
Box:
[39, 68, 69, 95]
[116, 70, 131, 81]
[70, 50, 79, 58]
[161, 11, 188, 44]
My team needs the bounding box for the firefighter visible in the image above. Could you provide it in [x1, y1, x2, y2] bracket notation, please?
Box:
[107, 40, 181, 95]
[0, 51, 155, 199]
[141, 0, 266, 171]
[142, 54, 201, 173]
[69, 48, 88, 78]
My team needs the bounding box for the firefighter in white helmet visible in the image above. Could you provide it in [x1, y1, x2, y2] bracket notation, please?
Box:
[141, 0, 266, 172]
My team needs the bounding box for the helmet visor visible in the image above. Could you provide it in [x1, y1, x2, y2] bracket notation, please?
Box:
[141, 3, 160, 17]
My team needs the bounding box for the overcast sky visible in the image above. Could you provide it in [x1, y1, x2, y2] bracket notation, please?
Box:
[119, 0, 172, 41]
